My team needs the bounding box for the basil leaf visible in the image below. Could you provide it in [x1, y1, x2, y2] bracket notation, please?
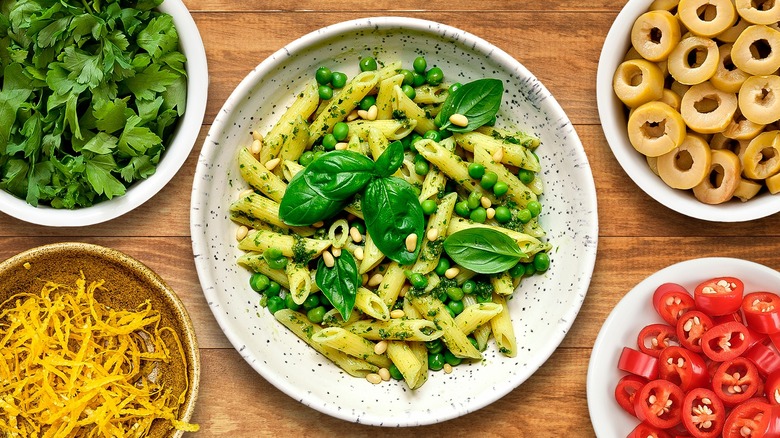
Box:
[374, 140, 404, 178]
[304, 151, 375, 201]
[315, 250, 359, 320]
[279, 171, 347, 226]
[439, 78, 503, 133]
[363, 177, 424, 265]
[443, 228, 525, 274]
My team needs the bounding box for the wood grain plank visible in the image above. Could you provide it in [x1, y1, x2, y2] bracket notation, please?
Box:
[183, 0, 627, 12]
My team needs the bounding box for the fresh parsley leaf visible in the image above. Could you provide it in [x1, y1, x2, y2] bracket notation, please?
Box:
[85, 154, 126, 199]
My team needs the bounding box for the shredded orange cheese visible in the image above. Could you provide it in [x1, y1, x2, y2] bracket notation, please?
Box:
[0, 275, 199, 437]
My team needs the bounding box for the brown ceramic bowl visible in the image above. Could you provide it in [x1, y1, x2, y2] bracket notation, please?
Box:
[0, 242, 199, 437]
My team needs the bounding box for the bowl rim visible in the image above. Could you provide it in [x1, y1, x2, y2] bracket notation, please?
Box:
[192, 15, 598, 426]
[596, 0, 780, 222]
[0, 0, 208, 227]
[0, 241, 200, 436]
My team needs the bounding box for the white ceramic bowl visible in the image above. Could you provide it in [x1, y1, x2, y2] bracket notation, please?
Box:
[0, 0, 208, 227]
[191, 17, 598, 426]
[587, 257, 780, 437]
[597, 0, 780, 222]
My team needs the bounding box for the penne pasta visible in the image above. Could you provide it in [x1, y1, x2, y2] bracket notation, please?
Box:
[386, 341, 425, 389]
[490, 293, 517, 357]
[238, 229, 331, 259]
[454, 131, 541, 171]
[308, 71, 379, 145]
[344, 318, 443, 342]
[454, 302, 503, 335]
[355, 287, 390, 321]
[408, 294, 481, 359]
[238, 148, 287, 202]
[312, 327, 393, 368]
[391, 85, 436, 134]
[411, 192, 457, 274]
[260, 80, 320, 165]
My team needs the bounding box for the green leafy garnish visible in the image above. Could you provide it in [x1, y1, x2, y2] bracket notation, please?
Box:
[278, 170, 347, 226]
[438, 78, 503, 133]
[373, 140, 404, 178]
[363, 177, 424, 266]
[0, 0, 187, 208]
[315, 250, 360, 320]
[443, 228, 525, 274]
[303, 151, 375, 201]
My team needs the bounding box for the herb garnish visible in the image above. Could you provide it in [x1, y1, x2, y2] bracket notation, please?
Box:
[315, 250, 360, 320]
[442, 228, 525, 274]
[438, 78, 503, 133]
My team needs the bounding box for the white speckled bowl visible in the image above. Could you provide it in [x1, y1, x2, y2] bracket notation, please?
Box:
[191, 17, 598, 426]
[597, 0, 780, 222]
[0, 0, 208, 227]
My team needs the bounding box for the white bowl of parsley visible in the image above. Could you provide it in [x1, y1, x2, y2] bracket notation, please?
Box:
[0, 0, 207, 226]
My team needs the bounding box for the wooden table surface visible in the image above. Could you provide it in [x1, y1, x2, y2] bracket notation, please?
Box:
[5, 0, 779, 436]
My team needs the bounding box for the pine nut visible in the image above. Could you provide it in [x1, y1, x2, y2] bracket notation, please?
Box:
[399, 285, 410, 297]
[236, 225, 249, 241]
[443, 363, 453, 374]
[265, 157, 281, 170]
[405, 233, 417, 252]
[449, 113, 469, 127]
[362, 273, 369, 285]
[366, 373, 382, 384]
[331, 247, 342, 257]
[347, 109, 360, 121]
[313, 221, 325, 228]
[322, 251, 335, 268]
[444, 267, 460, 279]
[492, 147, 504, 163]
[252, 131, 264, 141]
[335, 142, 348, 150]
[251, 138, 263, 155]
[367, 105, 378, 121]
[357, 109, 370, 119]
[368, 273, 384, 287]
[378, 368, 391, 381]
[350, 226, 363, 243]
[486, 207, 496, 219]
[354, 247, 365, 261]
[427, 228, 439, 241]
[390, 309, 405, 319]
[374, 340, 388, 355]
[480, 196, 491, 208]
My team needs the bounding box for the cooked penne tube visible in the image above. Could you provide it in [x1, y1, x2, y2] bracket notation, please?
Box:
[490, 271, 515, 296]
[462, 294, 491, 351]
[411, 192, 457, 274]
[415, 139, 498, 203]
[281, 159, 304, 182]
[355, 287, 390, 321]
[386, 341, 425, 389]
[344, 318, 443, 342]
[454, 302, 504, 335]
[347, 119, 417, 141]
[375, 73, 405, 120]
[238, 148, 287, 202]
[238, 229, 331, 259]
[418, 168, 447, 203]
[476, 126, 540, 149]
[229, 211, 273, 233]
[308, 71, 379, 145]
[409, 294, 481, 359]
[454, 131, 541, 171]
[473, 146, 537, 207]
[322, 307, 362, 327]
[260, 80, 319, 164]
[392, 85, 436, 134]
[413, 84, 448, 105]
[490, 293, 517, 357]
[229, 192, 314, 235]
[286, 262, 313, 305]
[270, 115, 309, 176]
[376, 262, 407, 307]
[359, 234, 384, 274]
[312, 327, 393, 368]
[375, 60, 403, 83]
[237, 253, 319, 293]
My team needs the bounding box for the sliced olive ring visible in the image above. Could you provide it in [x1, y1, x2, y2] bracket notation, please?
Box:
[716, 16, 749, 43]
[692, 149, 742, 204]
[766, 171, 780, 194]
[613, 59, 666, 108]
[660, 88, 683, 111]
[678, 0, 737, 38]
[710, 133, 750, 161]
[671, 80, 691, 98]
[647, 155, 661, 176]
[650, 0, 680, 11]
[735, 0, 780, 25]
[680, 82, 738, 133]
[658, 134, 713, 189]
[742, 130, 780, 179]
[738, 74, 780, 125]
[631, 10, 682, 61]
[734, 178, 763, 201]
[668, 35, 720, 85]
[710, 44, 751, 94]
[627, 101, 688, 157]
[731, 25, 780, 76]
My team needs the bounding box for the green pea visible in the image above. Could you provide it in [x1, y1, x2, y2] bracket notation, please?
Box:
[438, 290, 448, 302]
[284, 293, 300, 310]
[410, 273, 428, 289]
[266, 281, 281, 296]
[469, 207, 487, 223]
[468, 163, 485, 179]
[493, 181, 509, 197]
[402, 84, 416, 100]
[409, 133, 423, 152]
[480, 171, 498, 190]
[267, 257, 288, 270]
[412, 72, 426, 87]
[425, 339, 443, 354]
[265, 247, 283, 260]
[444, 350, 462, 366]
[414, 160, 429, 176]
[517, 208, 532, 224]
[412, 56, 427, 74]
[509, 263, 526, 278]
[332, 122, 349, 141]
[313, 150, 324, 160]
[467, 191, 482, 210]
[400, 69, 414, 86]
[469, 337, 480, 350]
[322, 133, 337, 150]
[447, 300, 465, 315]
[426, 67, 444, 86]
[462, 280, 476, 295]
[446, 287, 464, 301]
[476, 293, 492, 303]
[527, 200, 542, 217]
[434, 258, 450, 276]
[318, 85, 333, 100]
[299, 151, 315, 166]
[389, 364, 404, 380]
[524, 263, 537, 277]
[518, 169, 535, 185]
[494, 205, 512, 223]
[434, 111, 443, 127]
[331, 71, 348, 88]
[350, 221, 366, 235]
[315, 66, 332, 85]
[448, 82, 462, 94]
[359, 56, 378, 71]
[359, 95, 377, 111]
[445, 306, 456, 318]
[421, 199, 437, 215]
[303, 294, 320, 310]
[423, 130, 441, 142]
[267, 295, 285, 314]
[533, 252, 551, 272]
[455, 200, 470, 217]
[307, 306, 326, 324]
[249, 272, 270, 293]
[401, 134, 413, 150]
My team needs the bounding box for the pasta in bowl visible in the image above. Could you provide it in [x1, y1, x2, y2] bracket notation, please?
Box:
[191, 17, 597, 426]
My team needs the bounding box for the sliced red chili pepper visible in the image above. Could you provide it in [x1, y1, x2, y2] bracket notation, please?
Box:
[767, 370, 780, 406]
[682, 387, 725, 438]
[694, 276, 744, 317]
[654, 283, 696, 326]
[677, 311, 714, 353]
[701, 321, 751, 362]
[659, 346, 710, 393]
[627, 422, 672, 438]
[615, 375, 647, 416]
[722, 398, 780, 438]
[743, 292, 780, 335]
[712, 357, 761, 406]
[746, 342, 780, 377]
[619, 346, 659, 380]
[714, 312, 745, 325]
[639, 323, 680, 357]
[634, 379, 685, 429]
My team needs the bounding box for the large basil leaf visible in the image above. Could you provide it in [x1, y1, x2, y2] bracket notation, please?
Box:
[315, 250, 359, 320]
[439, 78, 503, 133]
[279, 171, 346, 226]
[443, 228, 525, 274]
[304, 151, 375, 201]
[373, 140, 404, 178]
[363, 176, 424, 266]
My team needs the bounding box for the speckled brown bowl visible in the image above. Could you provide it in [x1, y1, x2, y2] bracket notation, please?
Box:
[0, 242, 199, 437]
